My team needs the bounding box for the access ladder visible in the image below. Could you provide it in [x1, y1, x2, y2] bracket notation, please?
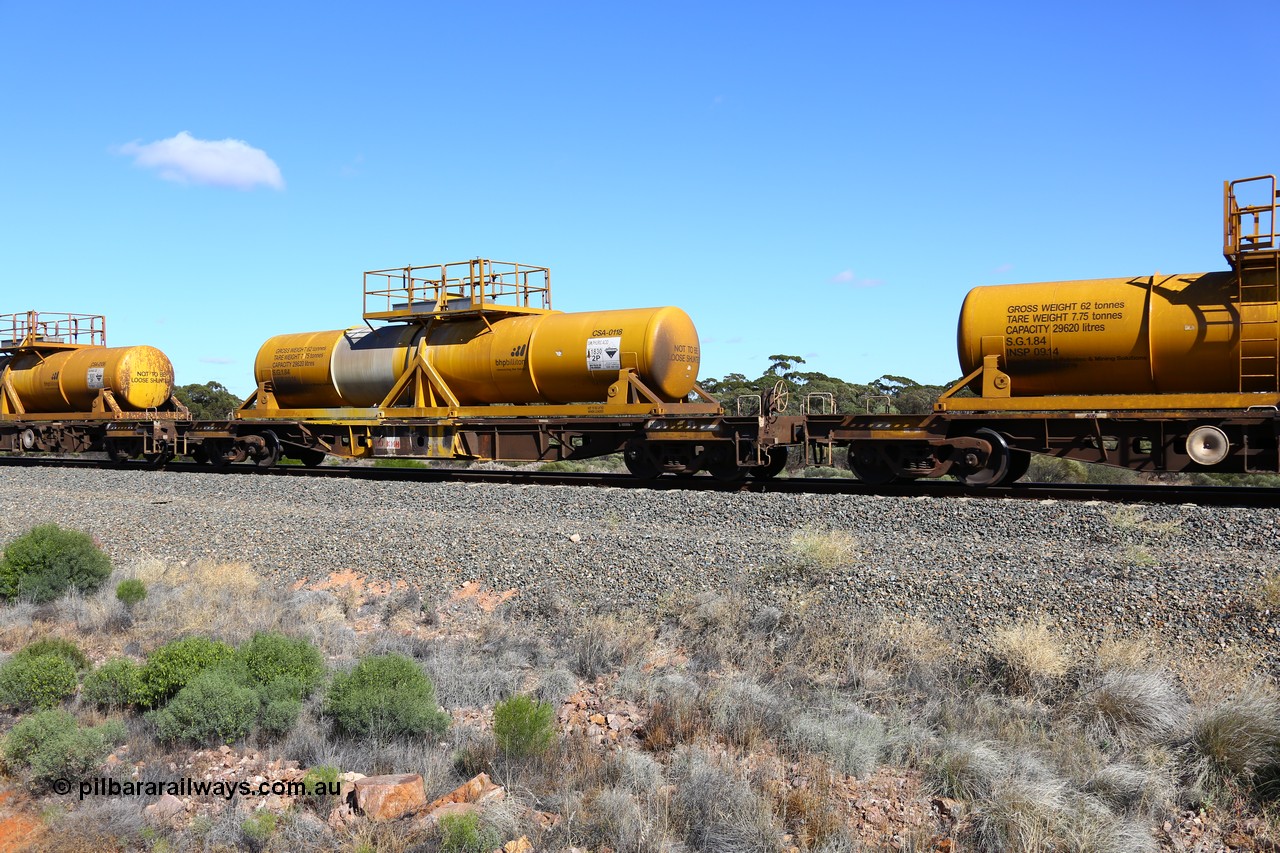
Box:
[1224, 175, 1280, 393]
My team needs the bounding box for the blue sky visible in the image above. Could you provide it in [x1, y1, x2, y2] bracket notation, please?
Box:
[3, 2, 1277, 397]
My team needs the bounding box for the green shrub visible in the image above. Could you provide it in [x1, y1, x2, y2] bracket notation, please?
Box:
[236, 632, 324, 695]
[0, 653, 78, 710]
[322, 654, 449, 740]
[301, 764, 342, 808]
[0, 524, 112, 603]
[115, 579, 147, 609]
[257, 677, 304, 737]
[493, 694, 556, 758]
[136, 636, 235, 708]
[439, 810, 499, 853]
[14, 637, 90, 672]
[3, 709, 125, 786]
[241, 810, 278, 846]
[149, 668, 258, 745]
[82, 658, 141, 710]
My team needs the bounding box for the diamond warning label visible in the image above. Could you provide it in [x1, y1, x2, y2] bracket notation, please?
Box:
[586, 336, 622, 371]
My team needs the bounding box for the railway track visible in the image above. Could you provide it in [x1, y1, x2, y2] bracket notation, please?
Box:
[2, 454, 1278, 507]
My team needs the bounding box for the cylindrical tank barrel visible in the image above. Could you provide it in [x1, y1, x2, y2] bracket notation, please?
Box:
[0, 345, 175, 411]
[957, 271, 1244, 394]
[253, 306, 701, 408]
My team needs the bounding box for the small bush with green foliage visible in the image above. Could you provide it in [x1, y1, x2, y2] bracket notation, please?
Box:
[236, 632, 324, 695]
[135, 636, 235, 708]
[257, 677, 304, 737]
[301, 764, 342, 808]
[240, 810, 278, 847]
[322, 654, 449, 740]
[82, 658, 141, 711]
[493, 694, 556, 758]
[0, 524, 112, 603]
[3, 709, 126, 786]
[0, 653, 79, 710]
[149, 667, 259, 745]
[14, 637, 90, 672]
[439, 810, 500, 853]
[115, 579, 146, 609]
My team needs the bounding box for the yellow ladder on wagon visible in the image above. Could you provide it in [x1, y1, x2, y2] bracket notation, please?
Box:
[1225, 175, 1280, 393]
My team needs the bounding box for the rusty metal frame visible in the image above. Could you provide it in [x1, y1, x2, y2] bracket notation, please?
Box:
[0, 312, 106, 350]
[1225, 175, 1278, 262]
[363, 259, 553, 320]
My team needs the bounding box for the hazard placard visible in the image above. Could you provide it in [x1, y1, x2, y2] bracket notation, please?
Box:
[586, 336, 622, 371]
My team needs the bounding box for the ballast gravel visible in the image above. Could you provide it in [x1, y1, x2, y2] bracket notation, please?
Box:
[0, 467, 1276, 669]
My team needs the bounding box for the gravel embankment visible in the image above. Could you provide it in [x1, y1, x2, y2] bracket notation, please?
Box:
[0, 467, 1276, 668]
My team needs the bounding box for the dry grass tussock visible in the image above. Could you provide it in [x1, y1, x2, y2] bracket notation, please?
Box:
[131, 559, 348, 650]
[989, 620, 1071, 695]
[1075, 669, 1188, 749]
[1257, 569, 1280, 611]
[845, 615, 951, 692]
[1106, 506, 1184, 540]
[1094, 635, 1159, 672]
[787, 526, 859, 572]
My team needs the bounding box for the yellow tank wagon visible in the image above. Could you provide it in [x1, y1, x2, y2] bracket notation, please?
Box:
[0, 312, 190, 460]
[803, 175, 1280, 485]
[229, 259, 790, 479]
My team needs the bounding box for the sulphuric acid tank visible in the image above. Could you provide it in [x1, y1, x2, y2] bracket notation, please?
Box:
[1, 345, 175, 411]
[957, 271, 1248, 395]
[253, 306, 701, 408]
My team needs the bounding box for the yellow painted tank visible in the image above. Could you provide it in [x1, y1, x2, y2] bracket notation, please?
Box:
[1, 345, 175, 411]
[254, 306, 701, 407]
[957, 271, 1244, 394]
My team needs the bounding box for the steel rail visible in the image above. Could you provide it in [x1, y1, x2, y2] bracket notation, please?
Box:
[1, 455, 1278, 507]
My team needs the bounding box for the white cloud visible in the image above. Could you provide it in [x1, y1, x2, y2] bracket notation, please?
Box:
[199, 356, 235, 365]
[992, 262, 1014, 274]
[118, 131, 284, 190]
[831, 269, 883, 288]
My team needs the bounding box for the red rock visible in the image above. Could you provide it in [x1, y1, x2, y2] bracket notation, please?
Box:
[420, 772, 504, 813]
[143, 794, 185, 827]
[353, 774, 426, 821]
[327, 803, 356, 830]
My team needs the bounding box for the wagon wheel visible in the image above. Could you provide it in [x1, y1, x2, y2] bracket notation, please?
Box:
[623, 439, 660, 479]
[255, 430, 282, 469]
[296, 448, 328, 467]
[763, 379, 790, 415]
[1004, 450, 1032, 484]
[707, 447, 747, 483]
[104, 439, 138, 463]
[143, 450, 174, 468]
[749, 447, 788, 479]
[955, 428, 1010, 487]
[847, 444, 897, 485]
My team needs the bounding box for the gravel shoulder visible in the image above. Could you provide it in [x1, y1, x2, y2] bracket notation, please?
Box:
[1, 467, 1276, 671]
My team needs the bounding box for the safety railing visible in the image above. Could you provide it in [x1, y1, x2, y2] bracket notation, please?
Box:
[1224, 175, 1278, 264]
[0, 312, 106, 348]
[364, 259, 551, 319]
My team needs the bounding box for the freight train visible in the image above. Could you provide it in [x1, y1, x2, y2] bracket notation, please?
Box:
[3, 175, 1280, 485]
